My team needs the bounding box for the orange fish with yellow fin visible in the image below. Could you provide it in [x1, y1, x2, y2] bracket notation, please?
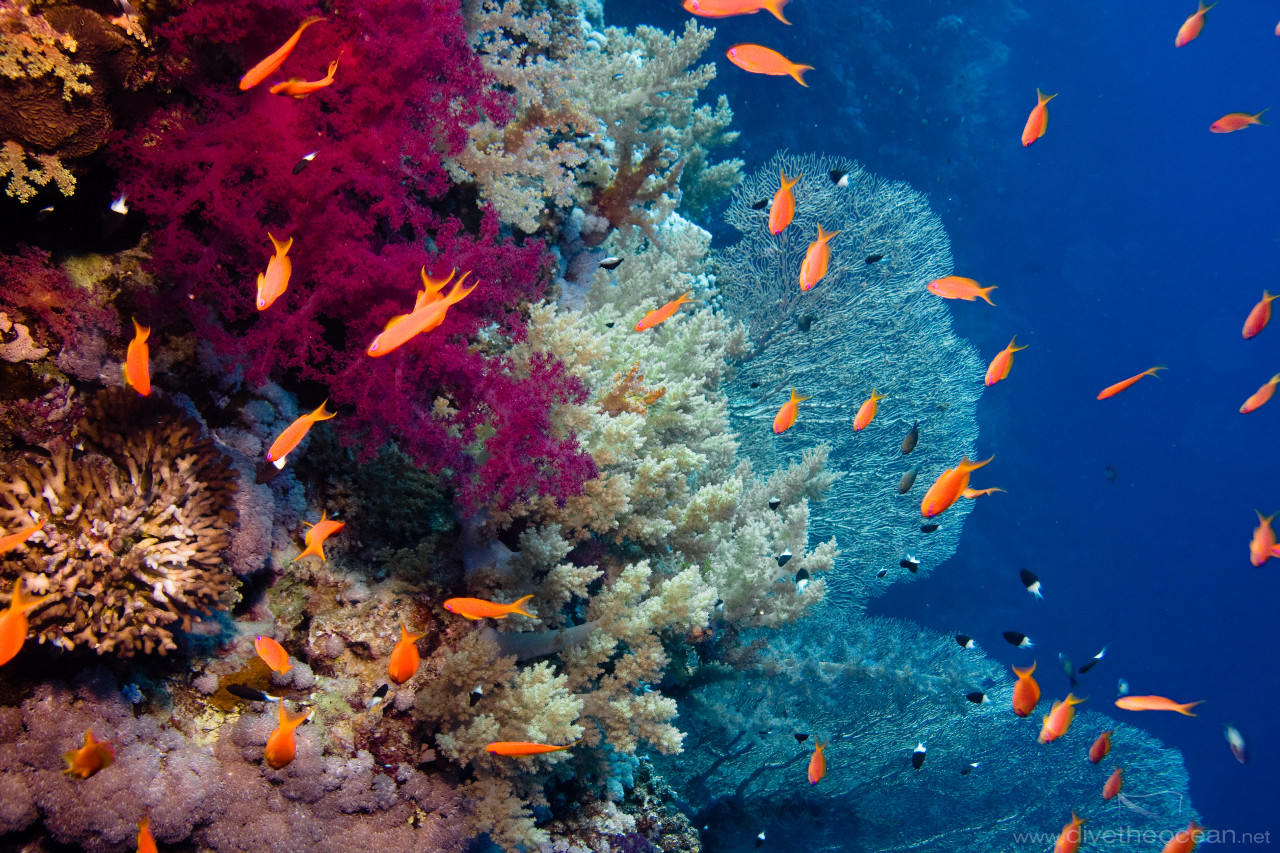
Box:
[266, 401, 335, 468]
[1021, 89, 1057, 147]
[64, 729, 115, 778]
[0, 575, 45, 667]
[773, 388, 810, 435]
[125, 318, 151, 396]
[682, 0, 790, 24]
[635, 291, 696, 331]
[240, 17, 324, 90]
[443, 595, 536, 621]
[388, 624, 426, 684]
[726, 44, 812, 87]
[927, 276, 996, 306]
[265, 702, 312, 769]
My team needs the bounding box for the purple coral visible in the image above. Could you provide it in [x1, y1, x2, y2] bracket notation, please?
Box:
[109, 0, 595, 513]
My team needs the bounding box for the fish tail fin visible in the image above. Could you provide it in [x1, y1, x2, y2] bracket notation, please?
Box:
[1012, 660, 1036, 678]
[1037, 88, 1058, 105]
[402, 624, 426, 642]
[790, 64, 814, 87]
[281, 703, 312, 730]
[763, 0, 791, 24]
[817, 225, 841, 242]
[961, 454, 994, 473]
[791, 387, 812, 403]
[8, 575, 44, 615]
[676, 289, 697, 306]
[1257, 509, 1276, 525]
[443, 271, 478, 306]
[1145, 366, 1167, 378]
[1067, 693, 1088, 706]
[817, 738, 829, 750]
[268, 232, 293, 255]
[1009, 335, 1028, 352]
[871, 389, 886, 402]
[132, 317, 150, 341]
[311, 400, 337, 421]
[326, 54, 341, 77]
[977, 285, 997, 306]
[295, 542, 324, 562]
[780, 169, 801, 190]
[1265, 290, 1278, 303]
[298, 15, 325, 32]
[1178, 700, 1204, 716]
[510, 594, 537, 618]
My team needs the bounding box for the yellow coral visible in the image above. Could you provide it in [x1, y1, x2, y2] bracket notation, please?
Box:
[0, 140, 75, 202]
[0, 2, 93, 99]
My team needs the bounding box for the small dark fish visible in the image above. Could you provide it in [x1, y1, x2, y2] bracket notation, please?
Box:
[797, 314, 817, 333]
[604, 322, 616, 328]
[900, 421, 920, 455]
[368, 682, 390, 709]
[1020, 568, 1043, 599]
[960, 761, 981, 776]
[73, 589, 95, 605]
[598, 256, 624, 270]
[750, 381, 761, 388]
[777, 548, 792, 568]
[864, 253, 885, 265]
[292, 150, 318, 175]
[1003, 631, 1033, 649]
[966, 692, 988, 704]
[876, 568, 889, 578]
[1059, 653, 1079, 689]
[898, 465, 920, 495]
[899, 556, 920, 572]
[1104, 464, 1117, 483]
[254, 460, 284, 484]
[469, 684, 484, 707]
[768, 495, 781, 511]
[829, 169, 849, 187]
[749, 198, 770, 210]
[920, 523, 941, 533]
[912, 742, 927, 770]
[1078, 646, 1107, 674]
[226, 684, 280, 703]
[37, 205, 55, 222]
[756, 830, 767, 848]
[1224, 724, 1249, 765]
[14, 442, 53, 459]
[794, 733, 809, 743]
[757, 730, 772, 737]
[794, 567, 809, 593]
[612, 73, 624, 80]
[956, 634, 976, 650]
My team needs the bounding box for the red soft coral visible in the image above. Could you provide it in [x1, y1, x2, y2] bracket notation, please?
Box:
[109, 0, 595, 513]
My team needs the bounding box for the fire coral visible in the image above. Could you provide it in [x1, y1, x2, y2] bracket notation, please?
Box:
[110, 0, 595, 512]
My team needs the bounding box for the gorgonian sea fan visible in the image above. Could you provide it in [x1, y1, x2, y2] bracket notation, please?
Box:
[110, 0, 595, 512]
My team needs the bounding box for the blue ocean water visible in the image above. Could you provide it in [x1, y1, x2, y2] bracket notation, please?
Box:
[611, 1, 1279, 849]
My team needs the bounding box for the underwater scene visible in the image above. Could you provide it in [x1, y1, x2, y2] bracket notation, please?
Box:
[0, 0, 1276, 851]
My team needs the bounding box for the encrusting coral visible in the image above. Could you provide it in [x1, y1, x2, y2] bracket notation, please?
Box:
[0, 388, 238, 656]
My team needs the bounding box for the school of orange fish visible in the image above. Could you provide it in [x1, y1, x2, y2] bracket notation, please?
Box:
[0, 1, 1272, 850]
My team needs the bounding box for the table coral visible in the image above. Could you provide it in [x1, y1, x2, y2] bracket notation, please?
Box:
[0, 388, 238, 656]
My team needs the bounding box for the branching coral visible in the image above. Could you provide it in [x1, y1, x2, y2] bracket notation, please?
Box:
[0, 389, 238, 656]
[0, 138, 74, 201]
[721, 153, 984, 604]
[0, 1, 92, 100]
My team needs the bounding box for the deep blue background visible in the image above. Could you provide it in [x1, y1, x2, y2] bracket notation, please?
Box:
[609, 1, 1280, 848]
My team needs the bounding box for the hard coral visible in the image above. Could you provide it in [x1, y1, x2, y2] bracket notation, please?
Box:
[0, 388, 238, 656]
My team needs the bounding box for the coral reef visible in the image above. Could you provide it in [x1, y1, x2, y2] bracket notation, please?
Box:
[0, 388, 238, 656]
[657, 617, 1197, 853]
[109, 0, 595, 514]
[720, 153, 984, 604]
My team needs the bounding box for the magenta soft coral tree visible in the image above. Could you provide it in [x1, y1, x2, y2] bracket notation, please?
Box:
[110, 0, 595, 512]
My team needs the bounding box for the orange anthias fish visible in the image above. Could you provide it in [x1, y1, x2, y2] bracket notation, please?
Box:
[682, 0, 791, 24]
[387, 624, 426, 685]
[1021, 88, 1058, 147]
[255, 636, 292, 674]
[962, 487, 1005, 499]
[920, 455, 994, 518]
[1250, 511, 1277, 566]
[772, 388, 810, 434]
[486, 741, 576, 756]
[1097, 366, 1164, 400]
[1012, 661, 1040, 718]
[1103, 766, 1123, 800]
[1162, 821, 1204, 853]
[1053, 813, 1086, 853]
[1241, 375, 1280, 414]
[985, 336, 1028, 386]
[137, 816, 157, 853]
[443, 594, 536, 620]
[296, 510, 344, 562]
[927, 275, 996, 306]
[264, 702, 312, 769]
[807, 738, 828, 785]
[265, 401, 335, 468]
[124, 318, 151, 396]
[1175, 1, 1216, 47]
[1210, 110, 1268, 133]
[256, 232, 293, 311]
[1115, 695, 1203, 715]
[0, 575, 45, 667]
[1089, 729, 1114, 763]
[239, 17, 324, 91]
[852, 390, 886, 432]
[799, 225, 840, 291]
[415, 267, 458, 309]
[63, 729, 115, 779]
[270, 54, 341, 98]
[1038, 693, 1086, 743]
[366, 271, 478, 356]
[635, 291, 696, 331]
[768, 170, 801, 235]
[725, 44, 813, 87]
[0, 516, 42, 553]
[1242, 290, 1278, 338]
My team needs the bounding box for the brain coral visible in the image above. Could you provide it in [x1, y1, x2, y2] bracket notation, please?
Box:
[0, 388, 237, 656]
